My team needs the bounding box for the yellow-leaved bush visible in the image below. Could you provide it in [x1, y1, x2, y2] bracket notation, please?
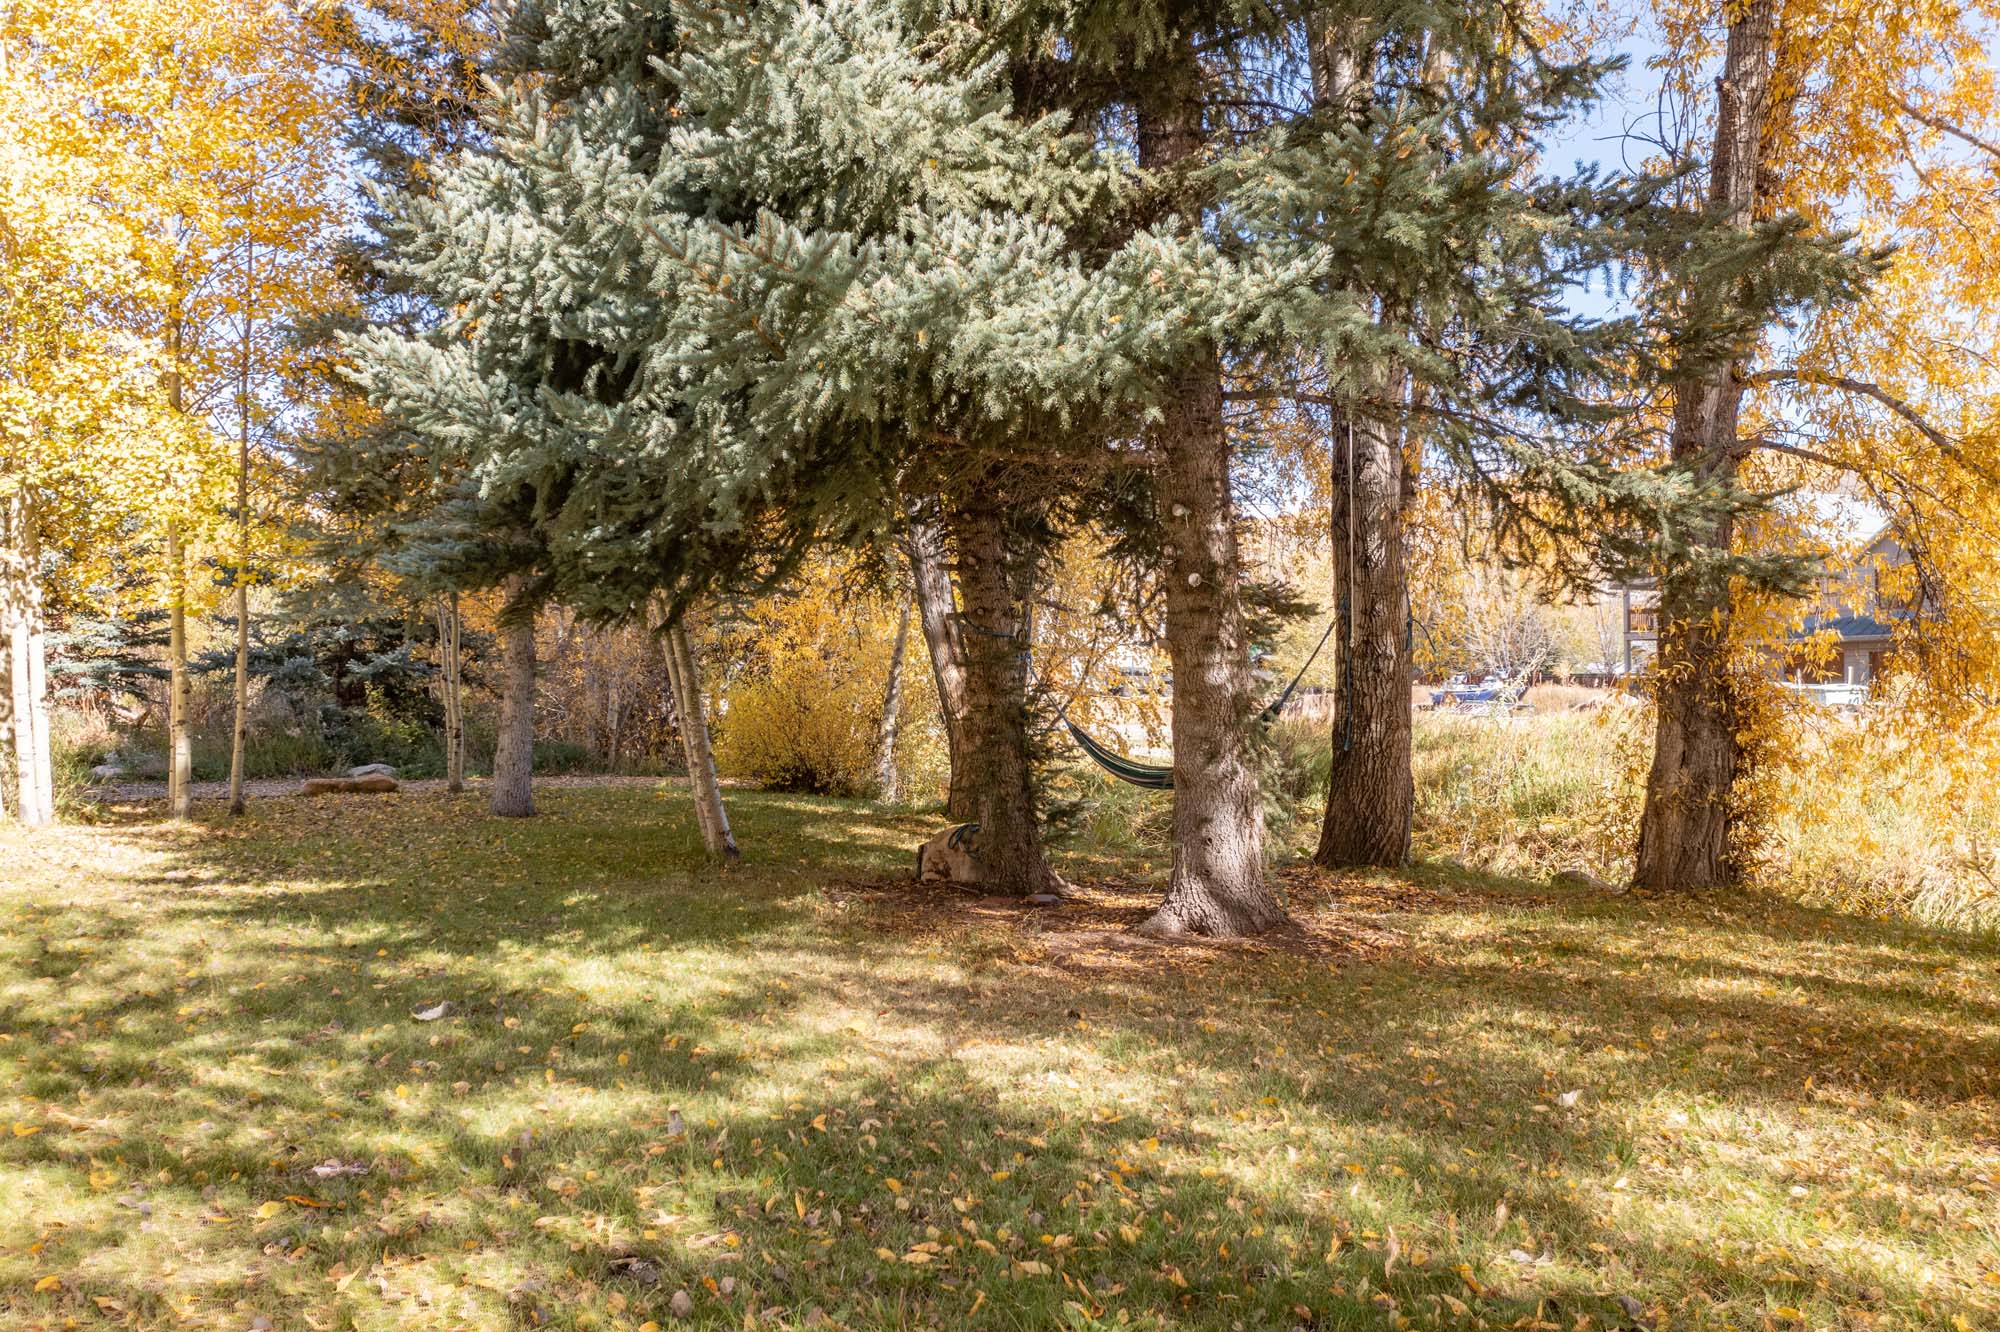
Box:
[714, 574, 946, 800]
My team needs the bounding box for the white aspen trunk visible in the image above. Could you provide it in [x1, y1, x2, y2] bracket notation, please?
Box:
[874, 597, 912, 803]
[227, 227, 255, 816]
[436, 592, 465, 792]
[490, 576, 536, 817]
[165, 308, 191, 821]
[2, 489, 53, 826]
[665, 619, 738, 859]
[167, 520, 192, 821]
[659, 629, 711, 846]
[0, 624, 12, 823]
[905, 512, 972, 817]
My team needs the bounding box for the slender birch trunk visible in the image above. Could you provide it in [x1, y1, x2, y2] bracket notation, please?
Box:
[227, 227, 255, 816]
[1, 489, 53, 826]
[1132, 36, 1282, 938]
[905, 510, 972, 817]
[874, 597, 912, 803]
[1632, 0, 1778, 892]
[435, 592, 464, 792]
[663, 617, 737, 859]
[491, 576, 536, 817]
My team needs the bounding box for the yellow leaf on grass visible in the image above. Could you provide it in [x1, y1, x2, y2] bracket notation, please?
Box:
[883, 1178, 902, 1194]
[34, 1275, 60, 1293]
[257, 1200, 285, 1219]
[13, 1123, 41, 1137]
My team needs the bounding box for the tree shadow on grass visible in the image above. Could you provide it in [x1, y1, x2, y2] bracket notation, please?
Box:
[3, 789, 1995, 1328]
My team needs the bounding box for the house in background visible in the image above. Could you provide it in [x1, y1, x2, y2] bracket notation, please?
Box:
[1785, 524, 1916, 691]
[1617, 524, 1917, 699]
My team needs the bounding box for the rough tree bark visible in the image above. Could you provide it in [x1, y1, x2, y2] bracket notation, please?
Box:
[874, 597, 912, 804]
[663, 617, 738, 859]
[1314, 408, 1414, 867]
[435, 592, 465, 793]
[945, 475, 1063, 896]
[490, 576, 536, 818]
[1131, 35, 1284, 938]
[1308, 15, 1415, 869]
[1, 490, 53, 827]
[1632, 0, 1778, 893]
[904, 510, 972, 817]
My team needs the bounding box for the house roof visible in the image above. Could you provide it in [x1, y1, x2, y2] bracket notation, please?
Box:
[1796, 611, 1906, 644]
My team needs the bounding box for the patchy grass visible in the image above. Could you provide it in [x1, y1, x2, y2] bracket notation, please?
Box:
[2, 785, 1996, 1331]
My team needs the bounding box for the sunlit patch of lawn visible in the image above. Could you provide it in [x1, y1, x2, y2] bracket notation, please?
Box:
[2, 786, 1996, 1330]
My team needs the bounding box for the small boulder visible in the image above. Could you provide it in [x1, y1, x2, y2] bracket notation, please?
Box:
[917, 823, 983, 886]
[347, 763, 396, 780]
[349, 774, 398, 794]
[300, 777, 350, 796]
[90, 762, 126, 782]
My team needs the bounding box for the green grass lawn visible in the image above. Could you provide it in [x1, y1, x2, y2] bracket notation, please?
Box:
[2, 786, 1996, 1331]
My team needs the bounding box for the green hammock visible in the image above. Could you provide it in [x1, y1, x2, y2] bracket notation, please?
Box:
[1062, 618, 1335, 791]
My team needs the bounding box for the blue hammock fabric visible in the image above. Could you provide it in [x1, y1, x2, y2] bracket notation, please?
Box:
[1062, 618, 1335, 791]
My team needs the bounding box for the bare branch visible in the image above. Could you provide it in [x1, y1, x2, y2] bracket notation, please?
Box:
[1895, 96, 2000, 164]
[1743, 368, 2000, 486]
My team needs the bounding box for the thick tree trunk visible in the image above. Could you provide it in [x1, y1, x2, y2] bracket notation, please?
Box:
[1632, 0, 1777, 893]
[1315, 409, 1414, 867]
[875, 597, 912, 803]
[1307, 13, 1414, 869]
[905, 511, 972, 817]
[945, 479, 1062, 896]
[1132, 40, 1283, 939]
[435, 593, 464, 792]
[491, 579, 536, 818]
[167, 521, 192, 821]
[1, 491, 53, 827]
[664, 619, 738, 859]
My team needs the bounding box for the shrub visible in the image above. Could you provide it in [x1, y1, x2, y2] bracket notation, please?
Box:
[712, 576, 948, 801]
[717, 657, 879, 795]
